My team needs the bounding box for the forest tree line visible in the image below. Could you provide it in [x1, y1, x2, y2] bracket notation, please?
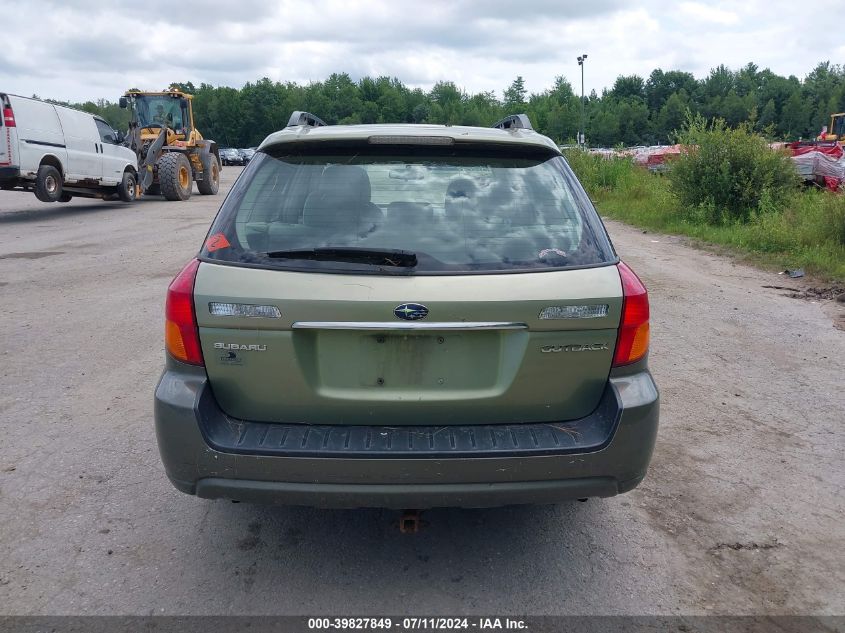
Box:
[51, 61, 845, 148]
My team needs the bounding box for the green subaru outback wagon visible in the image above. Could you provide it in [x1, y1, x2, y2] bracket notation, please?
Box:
[154, 112, 658, 508]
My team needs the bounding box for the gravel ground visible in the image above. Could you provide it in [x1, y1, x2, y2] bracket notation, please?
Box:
[0, 168, 843, 615]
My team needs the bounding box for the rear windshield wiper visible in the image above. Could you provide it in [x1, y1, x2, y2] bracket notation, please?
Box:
[263, 247, 418, 268]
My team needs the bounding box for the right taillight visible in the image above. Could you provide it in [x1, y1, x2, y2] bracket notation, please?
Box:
[165, 259, 204, 366]
[2, 107, 16, 127]
[613, 261, 650, 367]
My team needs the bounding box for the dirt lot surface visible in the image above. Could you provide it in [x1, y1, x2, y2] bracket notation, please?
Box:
[0, 168, 843, 615]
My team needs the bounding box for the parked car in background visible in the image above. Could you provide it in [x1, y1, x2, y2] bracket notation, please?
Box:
[219, 148, 243, 166]
[155, 112, 659, 509]
[0, 92, 139, 202]
[239, 148, 255, 164]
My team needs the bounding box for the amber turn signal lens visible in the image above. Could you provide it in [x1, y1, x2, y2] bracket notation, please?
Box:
[165, 319, 188, 363]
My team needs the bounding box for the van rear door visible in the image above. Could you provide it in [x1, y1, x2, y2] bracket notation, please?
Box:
[7, 95, 66, 177]
[0, 94, 12, 168]
[54, 105, 101, 182]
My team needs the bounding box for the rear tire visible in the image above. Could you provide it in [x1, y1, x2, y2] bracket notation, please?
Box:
[158, 153, 192, 201]
[58, 193, 73, 203]
[197, 154, 220, 195]
[34, 165, 62, 203]
[118, 170, 137, 202]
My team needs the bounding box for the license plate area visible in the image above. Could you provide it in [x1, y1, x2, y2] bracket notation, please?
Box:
[313, 330, 502, 390]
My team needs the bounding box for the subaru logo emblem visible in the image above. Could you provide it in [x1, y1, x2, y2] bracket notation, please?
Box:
[394, 303, 428, 321]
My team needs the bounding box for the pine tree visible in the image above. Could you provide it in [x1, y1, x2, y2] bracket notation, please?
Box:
[503, 76, 527, 110]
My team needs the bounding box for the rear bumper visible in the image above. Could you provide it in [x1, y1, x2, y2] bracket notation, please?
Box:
[154, 364, 659, 508]
[0, 166, 20, 184]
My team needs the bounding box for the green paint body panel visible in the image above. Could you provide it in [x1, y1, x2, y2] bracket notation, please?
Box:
[194, 262, 623, 425]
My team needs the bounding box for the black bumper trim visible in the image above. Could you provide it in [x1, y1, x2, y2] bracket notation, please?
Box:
[198, 383, 620, 459]
[194, 476, 620, 508]
[0, 166, 20, 181]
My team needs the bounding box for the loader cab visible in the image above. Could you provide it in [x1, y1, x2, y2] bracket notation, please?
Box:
[121, 91, 195, 143]
[831, 113, 845, 140]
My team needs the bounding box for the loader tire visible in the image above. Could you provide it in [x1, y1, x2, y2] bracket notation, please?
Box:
[158, 153, 192, 201]
[197, 154, 220, 195]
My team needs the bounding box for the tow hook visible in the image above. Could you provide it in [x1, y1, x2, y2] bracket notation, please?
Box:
[399, 509, 422, 534]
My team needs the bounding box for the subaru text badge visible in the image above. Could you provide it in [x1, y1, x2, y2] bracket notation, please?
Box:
[394, 303, 429, 321]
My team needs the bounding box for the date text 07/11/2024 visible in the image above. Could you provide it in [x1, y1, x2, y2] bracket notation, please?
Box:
[306, 617, 528, 630]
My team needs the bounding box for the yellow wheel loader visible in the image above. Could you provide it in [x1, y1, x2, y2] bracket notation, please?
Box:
[818, 113, 845, 142]
[119, 88, 220, 200]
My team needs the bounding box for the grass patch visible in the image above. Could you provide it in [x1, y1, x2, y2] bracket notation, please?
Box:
[564, 150, 845, 281]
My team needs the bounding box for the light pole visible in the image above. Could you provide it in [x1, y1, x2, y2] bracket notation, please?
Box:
[577, 53, 588, 146]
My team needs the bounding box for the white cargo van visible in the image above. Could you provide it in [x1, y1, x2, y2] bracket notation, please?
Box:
[0, 93, 139, 203]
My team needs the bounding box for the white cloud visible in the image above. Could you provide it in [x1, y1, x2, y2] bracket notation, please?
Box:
[678, 2, 739, 26]
[0, 0, 840, 104]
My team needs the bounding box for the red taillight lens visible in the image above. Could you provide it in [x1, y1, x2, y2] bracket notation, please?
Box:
[3, 107, 16, 127]
[165, 259, 204, 366]
[613, 261, 650, 367]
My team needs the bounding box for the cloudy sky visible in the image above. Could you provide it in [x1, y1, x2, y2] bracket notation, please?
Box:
[2, 0, 843, 103]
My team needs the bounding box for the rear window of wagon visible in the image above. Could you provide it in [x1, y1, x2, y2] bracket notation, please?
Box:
[201, 144, 616, 275]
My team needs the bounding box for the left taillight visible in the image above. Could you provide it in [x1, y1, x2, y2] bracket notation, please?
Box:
[165, 259, 204, 366]
[3, 107, 16, 127]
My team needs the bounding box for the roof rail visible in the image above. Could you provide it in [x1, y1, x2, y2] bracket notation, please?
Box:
[286, 111, 327, 128]
[492, 114, 533, 131]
